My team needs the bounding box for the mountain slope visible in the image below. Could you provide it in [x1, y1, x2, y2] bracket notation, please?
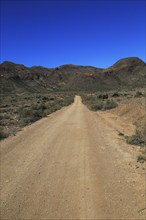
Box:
[102, 57, 146, 88]
[0, 57, 145, 93]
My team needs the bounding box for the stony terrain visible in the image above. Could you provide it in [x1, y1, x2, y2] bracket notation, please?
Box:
[0, 57, 145, 93]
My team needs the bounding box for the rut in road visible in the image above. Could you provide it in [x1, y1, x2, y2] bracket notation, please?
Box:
[1, 96, 145, 219]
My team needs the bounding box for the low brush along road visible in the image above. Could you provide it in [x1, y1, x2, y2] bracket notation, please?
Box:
[1, 96, 145, 219]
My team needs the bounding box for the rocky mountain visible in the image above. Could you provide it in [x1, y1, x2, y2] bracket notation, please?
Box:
[0, 57, 145, 93]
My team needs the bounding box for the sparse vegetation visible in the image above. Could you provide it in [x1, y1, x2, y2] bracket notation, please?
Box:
[137, 154, 146, 163]
[0, 93, 74, 140]
[0, 127, 8, 140]
[126, 128, 146, 163]
[81, 94, 118, 111]
[103, 100, 118, 110]
[118, 132, 124, 136]
[126, 131, 145, 147]
[112, 92, 120, 97]
[134, 91, 144, 98]
[98, 94, 108, 99]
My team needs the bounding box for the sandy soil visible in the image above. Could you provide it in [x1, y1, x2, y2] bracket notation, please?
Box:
[0, 96, 145, 219]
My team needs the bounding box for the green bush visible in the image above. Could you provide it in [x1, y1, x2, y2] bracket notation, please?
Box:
[137, 154, 146, 162]
[33, 109, 46, 119]
[82, 94, 117, 111]
[19, 117, 31, 126]
[103, 100, 118, 110]
[112, 92, 120, 97]
[0, 114, 10, 120]
[118, 132, 124, 136]
[18, 104, 47, 126]
[20, 108, 32, 117]
[0, 127, 8, 140]
[98, 94, 108, 99]
[91, 101, 103, 111]
[135, 91, 143, 98]
[126, 131, 145, 146]
[42, 96, 50, 101]
[0, 93, 74, 139]
[39, 103, 47, 110]
[50, 97, 54, 101]
[0, 114, 5, 120]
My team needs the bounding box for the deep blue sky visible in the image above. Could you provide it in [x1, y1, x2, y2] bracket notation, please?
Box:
[0, 0, 145, 68]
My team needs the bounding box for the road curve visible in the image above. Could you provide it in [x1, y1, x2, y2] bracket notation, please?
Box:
[1, 96, 145, 219]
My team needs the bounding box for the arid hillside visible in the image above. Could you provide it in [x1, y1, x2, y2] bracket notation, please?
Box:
[0, 57, 145, 93]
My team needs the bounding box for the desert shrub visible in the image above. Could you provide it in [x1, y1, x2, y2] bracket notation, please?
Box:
[58, 95, 74, 107]
[135, 91, 143, 97]
[19, 117, 32, 126]
[36, 95, 41, 99]
[19, 108, 32, 117]
[32, 103, 47, 111]
[103, 100, 118, 110]
[11, 97, 17, 102]
[137, 154, 146, 162]
[24, 96, 31, 100]
[0, 127, 8, 140]
[31, 105, 39, 110]
[1, 104, 9, 108]
[42, 96, 50, 101]
[112, 92, 120, 97]
[123, 93, 128, 96]
[19, 109, 47, 126]
[39, 103, 47, 110]
[18, 95, 74, 128]
[98, 94, 108, 99]
[33, 109, 46, 119]
[0, 114, 5, 120]
[19, 104, 47, 123]
[24, 104, 31, 108]
[126, 131, 145, 146]
[98, 94, 102, 99]
[0, 113, 11, 120]
[1, 92, 75, 138]
[118, 132, 124, 136]
[91, 101, 103, 111]
[82, 94, 117, 111]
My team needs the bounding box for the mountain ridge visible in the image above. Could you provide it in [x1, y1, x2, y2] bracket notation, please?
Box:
[0, 57, 145, 93]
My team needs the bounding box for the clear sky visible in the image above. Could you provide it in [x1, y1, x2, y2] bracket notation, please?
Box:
[0, 0, 145, 68]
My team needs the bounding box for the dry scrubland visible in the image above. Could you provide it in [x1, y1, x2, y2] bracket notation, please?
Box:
[1, 94, 146, 220]
[81, 89, 146, 162]
[1, 89, 145, 162]
[0, 93, 74, 139]
[1, 58, 146, 219]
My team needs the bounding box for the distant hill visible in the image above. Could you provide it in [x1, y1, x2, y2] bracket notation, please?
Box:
[0, 57, 145, 93]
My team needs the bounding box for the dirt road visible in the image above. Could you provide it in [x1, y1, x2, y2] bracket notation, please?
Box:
[1, 96, 145, 219]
